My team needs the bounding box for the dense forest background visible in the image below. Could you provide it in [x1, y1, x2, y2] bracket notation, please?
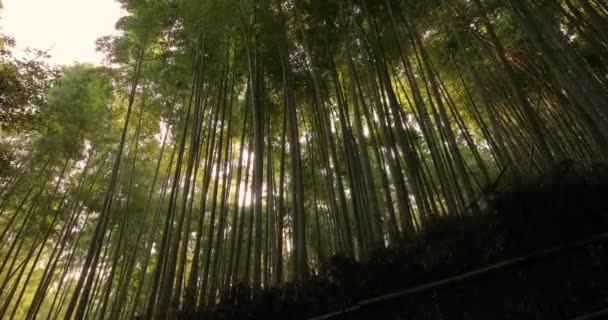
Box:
[0, 0, 607, 319]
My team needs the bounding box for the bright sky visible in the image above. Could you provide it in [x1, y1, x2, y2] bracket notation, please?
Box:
[1, 0, 125, 66]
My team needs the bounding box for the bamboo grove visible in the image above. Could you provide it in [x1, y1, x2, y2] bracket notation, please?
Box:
[0, 0, 607, 318]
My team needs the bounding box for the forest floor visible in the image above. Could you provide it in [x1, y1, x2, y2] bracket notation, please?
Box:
[184, 163, 608, 320]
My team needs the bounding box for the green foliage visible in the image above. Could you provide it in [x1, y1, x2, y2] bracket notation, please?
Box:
[0, 40, 56, 132]
[36, 65, 114, 157]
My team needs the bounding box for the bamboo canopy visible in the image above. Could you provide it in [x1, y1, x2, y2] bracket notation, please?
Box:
[0, 0, 607, 318]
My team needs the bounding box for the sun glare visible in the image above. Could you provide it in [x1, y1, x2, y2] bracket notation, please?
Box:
[1, 0, 125, 66]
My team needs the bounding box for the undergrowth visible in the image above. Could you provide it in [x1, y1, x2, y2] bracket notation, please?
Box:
[181, 163, 608, 320]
